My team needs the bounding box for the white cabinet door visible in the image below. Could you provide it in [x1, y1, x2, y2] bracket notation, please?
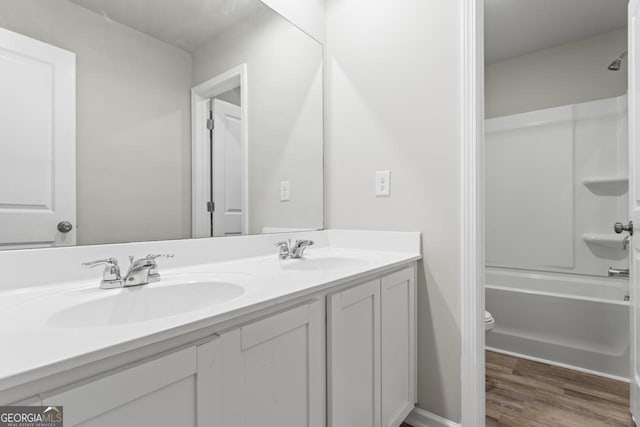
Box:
[328, 279, 381, 427]
[199, 301, 324, 427]
[42, 347, 197, 427]
[381, 268, 416, 427]
[328, 267, 416, 427]
[0, 27, 76, 249]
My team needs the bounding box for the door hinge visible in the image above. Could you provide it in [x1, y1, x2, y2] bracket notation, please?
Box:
[207, 119, 214, 130]
[207, 201, 215, 212]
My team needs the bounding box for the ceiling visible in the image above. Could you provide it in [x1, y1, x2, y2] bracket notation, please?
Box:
[485, 0, 628, 64]
[70, 0, 264, 52]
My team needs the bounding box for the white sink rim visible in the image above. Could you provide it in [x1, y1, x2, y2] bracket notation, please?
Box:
[46, 273, 253, 328]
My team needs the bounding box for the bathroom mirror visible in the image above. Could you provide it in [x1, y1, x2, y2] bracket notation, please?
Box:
[0, 0, 323, 250]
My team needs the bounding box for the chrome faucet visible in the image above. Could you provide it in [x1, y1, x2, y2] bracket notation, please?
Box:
[274, 239, 314, 259]
[291, 240, 314, 258]
[83, 254, 174, 289]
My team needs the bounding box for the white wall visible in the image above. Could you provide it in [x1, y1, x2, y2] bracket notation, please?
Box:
[192, 6, 324, 234]
[0, 0, 193, 245]
[325, 0, 462, 421]
[486, 28, 627, 118]
[261, 0, 325, 43]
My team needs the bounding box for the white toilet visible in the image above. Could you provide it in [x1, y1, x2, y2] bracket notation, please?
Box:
[484, 310, 495, 334]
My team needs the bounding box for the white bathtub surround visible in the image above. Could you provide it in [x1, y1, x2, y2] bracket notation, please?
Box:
[486, 267, 629, 380]
[0, 229, 419, 426]
[486, 95, 628, 277]
[485, 95, 631, 383]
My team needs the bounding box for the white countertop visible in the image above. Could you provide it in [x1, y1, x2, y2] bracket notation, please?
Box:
[0, 242, 420, 394]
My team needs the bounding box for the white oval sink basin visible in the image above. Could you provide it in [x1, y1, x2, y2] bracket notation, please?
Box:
[48, 281, 244, 328]
[281, 257, 369, 271]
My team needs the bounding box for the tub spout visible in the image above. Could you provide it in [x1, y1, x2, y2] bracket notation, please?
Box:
[608, 267, 629, 278]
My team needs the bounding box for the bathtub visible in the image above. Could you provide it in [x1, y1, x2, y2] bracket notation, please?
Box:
[485, 268, 630, 380]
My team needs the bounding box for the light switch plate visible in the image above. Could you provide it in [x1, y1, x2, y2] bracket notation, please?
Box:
[280, 181, 290, 201]
[375, 170, 390, 196]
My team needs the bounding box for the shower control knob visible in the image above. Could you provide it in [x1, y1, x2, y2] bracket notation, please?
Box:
[614, 221, 633, 235]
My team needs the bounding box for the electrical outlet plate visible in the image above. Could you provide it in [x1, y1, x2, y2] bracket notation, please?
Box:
[280, 181, 290, 201]
[375, 170, 390, 196]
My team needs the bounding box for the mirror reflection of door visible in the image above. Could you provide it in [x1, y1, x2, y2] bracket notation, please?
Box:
[211, 98, 245, 237]
[0, 27, 76, 250]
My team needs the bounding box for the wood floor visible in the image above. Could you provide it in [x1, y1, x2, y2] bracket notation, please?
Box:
[486, 351, 633, 427]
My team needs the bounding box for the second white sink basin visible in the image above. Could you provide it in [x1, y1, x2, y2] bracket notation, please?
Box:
[48, 277, 246, 328]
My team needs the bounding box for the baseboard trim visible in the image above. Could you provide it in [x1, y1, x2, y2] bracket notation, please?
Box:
[405, 407, 461, 427]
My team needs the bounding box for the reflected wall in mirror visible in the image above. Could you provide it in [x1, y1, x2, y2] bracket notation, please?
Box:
[0, 0, 323, 250]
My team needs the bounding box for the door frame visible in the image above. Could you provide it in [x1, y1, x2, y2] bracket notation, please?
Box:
[461, 0, 485, 426]
[191, 64, 249, 238]
[629, 0, 639, 422]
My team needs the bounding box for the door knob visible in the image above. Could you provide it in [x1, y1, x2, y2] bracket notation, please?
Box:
[614, 221, 633, 235]
[57, 221, 73, 233]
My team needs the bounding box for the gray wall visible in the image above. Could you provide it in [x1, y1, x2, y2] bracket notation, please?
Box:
[192, 6, 324, 234]
[486, 28, 627, 118]
[325, 0, 463, 421]
[0, 0, 193, 245]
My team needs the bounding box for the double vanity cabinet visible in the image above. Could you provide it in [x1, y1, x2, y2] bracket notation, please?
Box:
[0, 235, 418, 427]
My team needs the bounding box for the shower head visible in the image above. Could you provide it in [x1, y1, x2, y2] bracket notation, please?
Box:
[608, 51, 628, 71]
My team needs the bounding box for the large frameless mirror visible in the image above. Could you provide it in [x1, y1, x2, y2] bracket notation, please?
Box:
[0, 0, 323, 250]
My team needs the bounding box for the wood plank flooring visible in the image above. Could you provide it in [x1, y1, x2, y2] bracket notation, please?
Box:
[486, 351, 633, 427]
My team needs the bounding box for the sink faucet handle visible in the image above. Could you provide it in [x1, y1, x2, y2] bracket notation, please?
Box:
[82, 258, 122, 287]
[82, 257, 119, 269]
[274, 241, 291, 259]
[145, 254, 175, 260]
[143, 254, 174, 274]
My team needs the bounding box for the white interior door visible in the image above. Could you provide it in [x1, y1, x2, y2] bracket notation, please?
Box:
[212, 98, 244, 237]
[0, 27, 75, 249]
[629, 0, 640, 421]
